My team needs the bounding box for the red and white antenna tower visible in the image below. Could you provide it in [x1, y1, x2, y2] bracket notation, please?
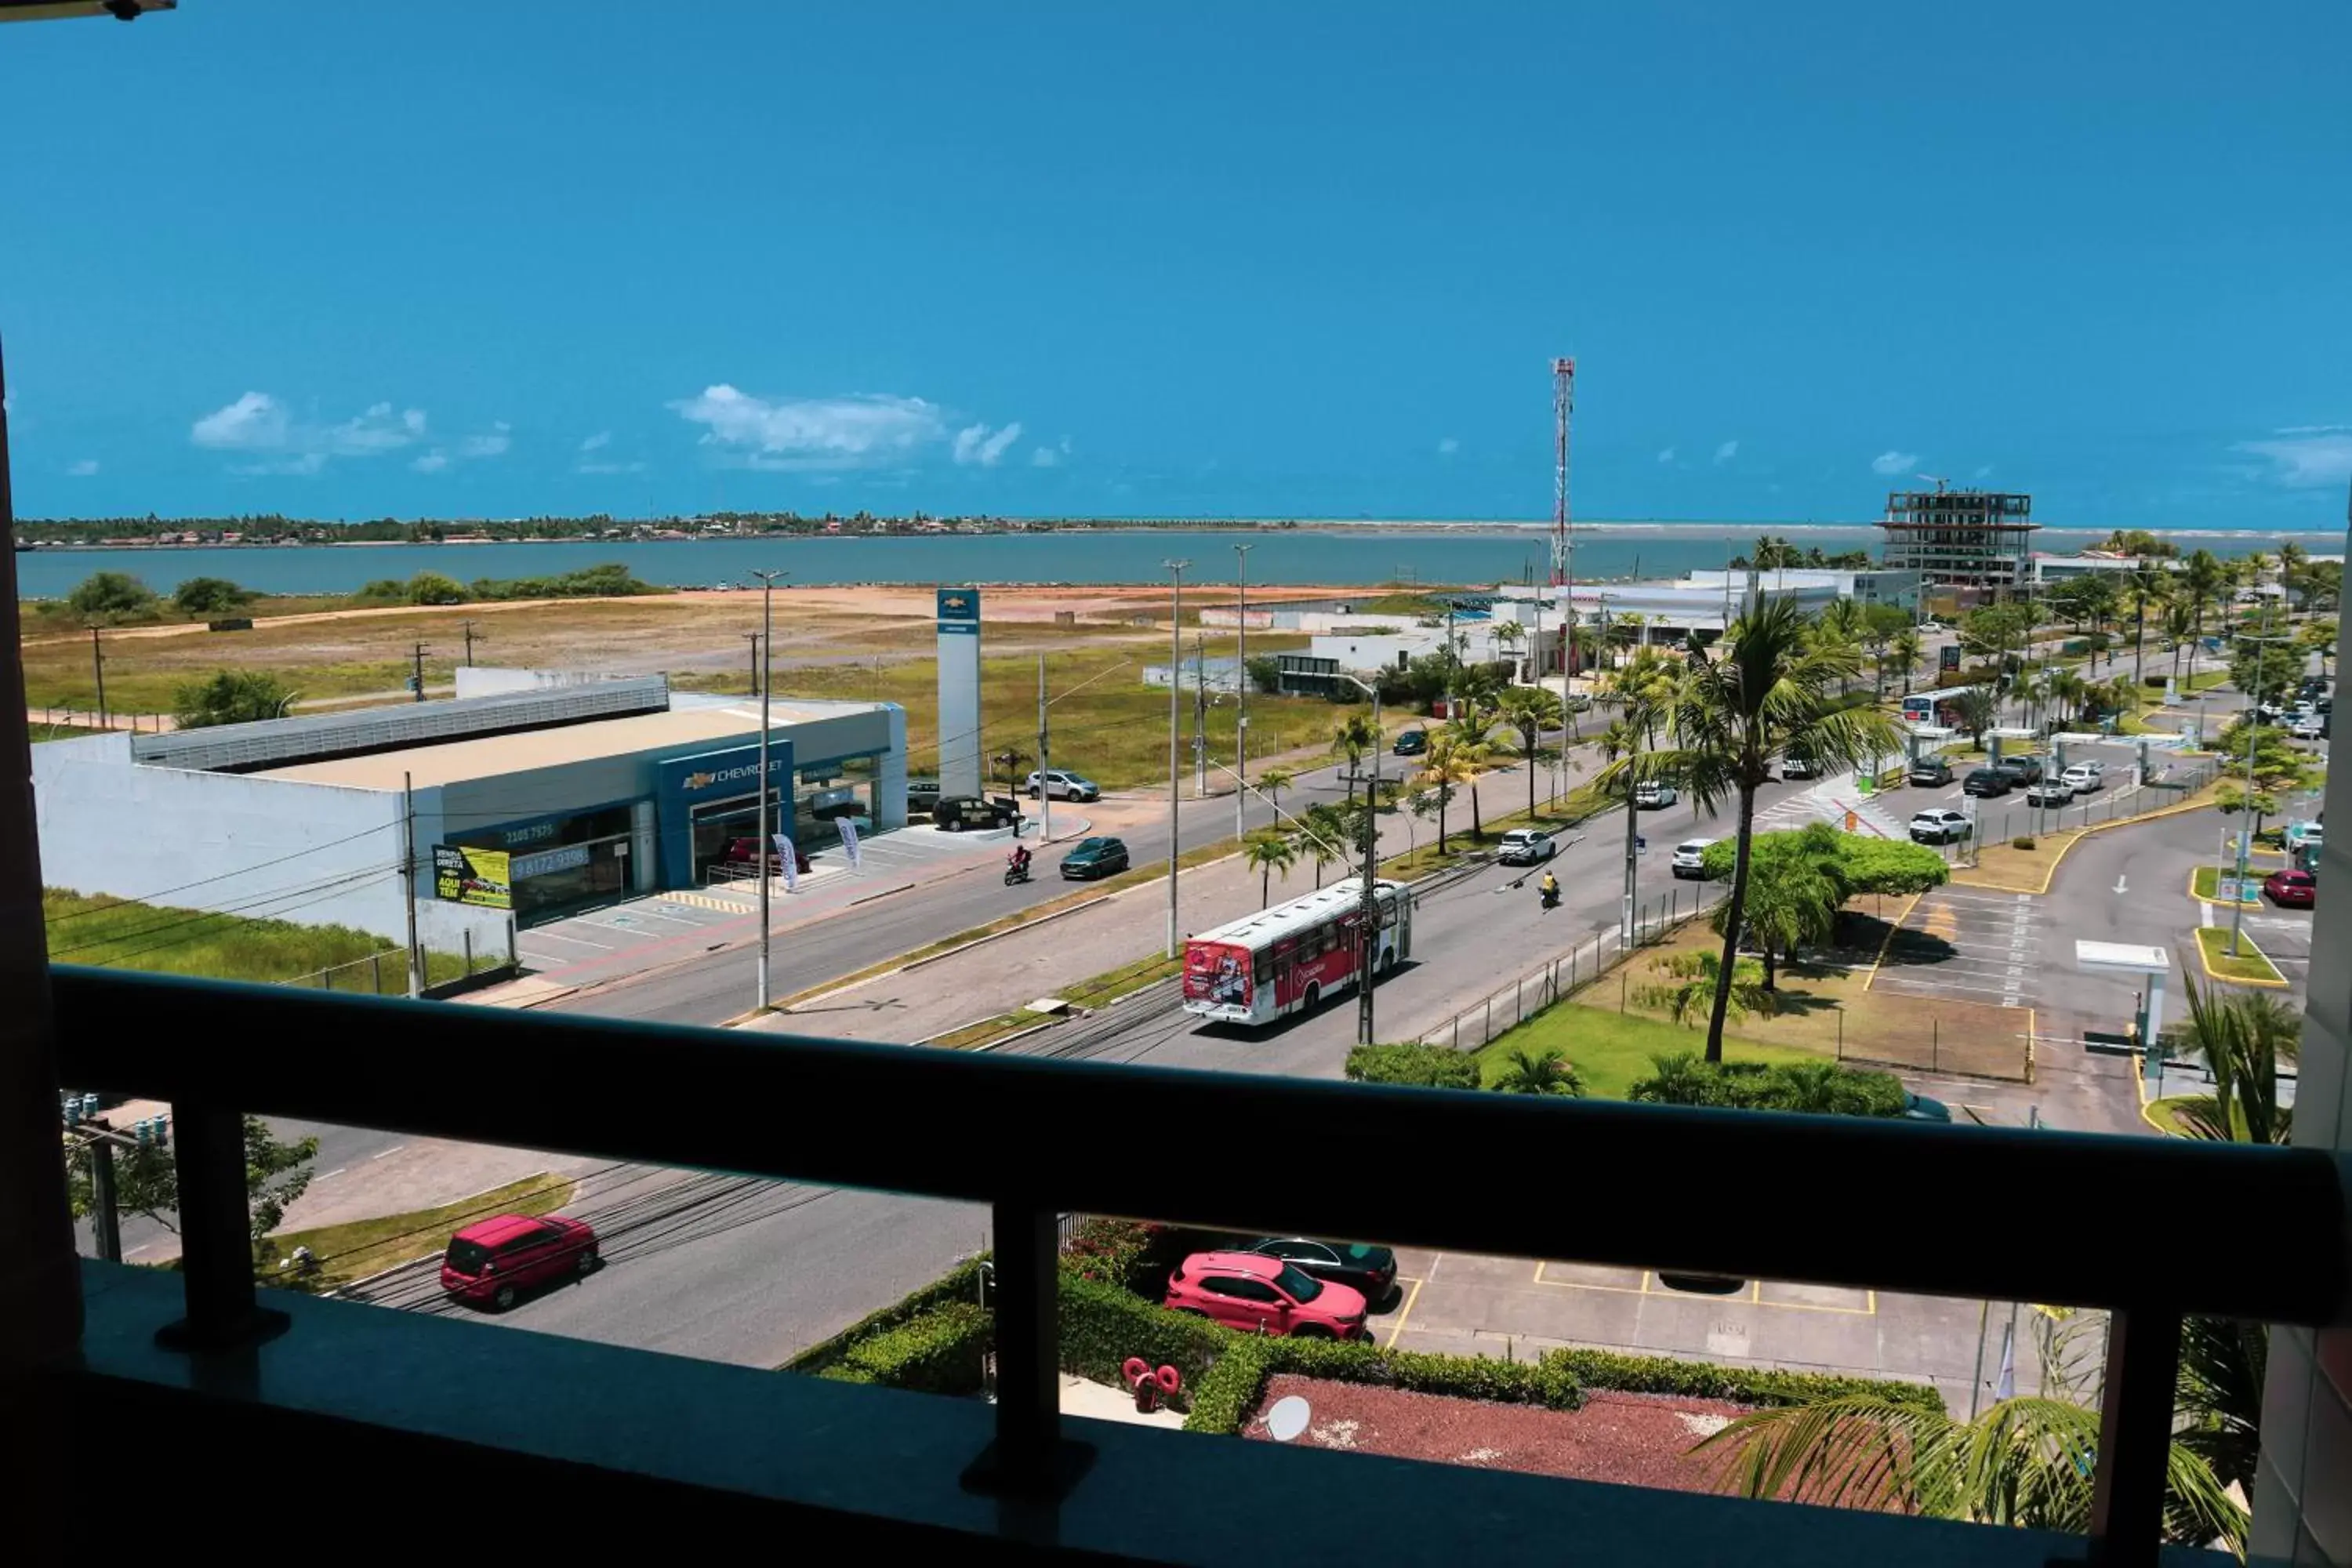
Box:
[1552, 356, 1577, 677]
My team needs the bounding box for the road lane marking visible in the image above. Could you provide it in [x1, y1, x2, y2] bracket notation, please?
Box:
[524, 928, 613, 949]
[370, 1144, 405, 1160]
[1385, 1276, 1425, 1348]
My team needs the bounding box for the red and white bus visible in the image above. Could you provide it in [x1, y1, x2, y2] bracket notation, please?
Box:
[1181, 880, 1414, 1026]
[1902, 686, 1984, 727]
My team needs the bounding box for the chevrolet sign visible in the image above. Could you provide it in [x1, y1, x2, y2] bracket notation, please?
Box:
[936, 587, 981, 622]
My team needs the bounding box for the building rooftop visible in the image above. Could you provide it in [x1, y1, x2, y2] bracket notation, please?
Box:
[255, 701, 828, 790]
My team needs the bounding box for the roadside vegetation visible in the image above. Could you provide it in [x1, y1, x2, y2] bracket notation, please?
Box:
[42, 887, 466, 991]
[263, 1174, 575, 1294]
[2193, 925, 2287, 987]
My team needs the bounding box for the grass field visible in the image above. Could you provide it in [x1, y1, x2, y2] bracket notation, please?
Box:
[268, 1174, 575, 1294]
[1471, 1004, 1824, 1100]
[2194, 924, 2288, 986]
[42, 887, 466, 989]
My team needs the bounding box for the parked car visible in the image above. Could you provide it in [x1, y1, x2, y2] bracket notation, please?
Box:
[441, 1212, 599, 1311]
[2264, 869, 2318, 909]
[933, 794, 1020, 832]
[1392, 728, 1428, 757]
[1497, 827, 1558, 866]
[1961, 768, 2012, 798]
[1058, 836, 1131, 879]
[1901, 1091, 1953, 1123]
[1779, 754, 1818, 780]
[719, 837, 813, 873]
[904, 777, 942, 817]
[2293, 715, 2327, 741]
[1910, 809, 1971, 845]
[1671, 838, 1715, 880]
[1906, 757, 1955, 787]
[2060, 762, 2106, 793]
[1634, 780, 1678, 809]
[1024, 768, 1102, 802]
[2024, 780, 2074, 808]
[1991, 754, 2044, 784]
[1162, 1250, 1370, 1340]
[1243, 1237, 1399, 1302]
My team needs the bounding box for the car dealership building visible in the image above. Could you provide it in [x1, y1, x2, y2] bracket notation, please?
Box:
[33, 670, 906, 948]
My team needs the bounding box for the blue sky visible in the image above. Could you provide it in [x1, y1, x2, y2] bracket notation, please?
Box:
[3, 2, 2347, 529]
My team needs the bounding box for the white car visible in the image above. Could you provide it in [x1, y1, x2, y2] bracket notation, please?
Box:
[1634, 780, 1678, 810]
[2060, 762, 2105, 794]
[2293, 716, 2327, 741]
[1910, 810, 1971, 845]
[1497, 828, 1558, 866]
[1671, 839, 1715, 880]
[1023, 769, 1101, 802]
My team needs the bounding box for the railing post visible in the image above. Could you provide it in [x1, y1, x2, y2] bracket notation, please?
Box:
[2088, 1307, 2183, 1568]
[372, 952, 383, 994]
[156, 1102, 289, 1352]
[964, 1200, 1089, 1498]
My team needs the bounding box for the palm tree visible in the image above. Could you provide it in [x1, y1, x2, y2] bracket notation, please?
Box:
[1491, 618, 1526, 680]
[1296, 803, 1350, 887]
[1256, 764, 1295, 820]
[1441, 713, 1497, 839]
[1243, 830, 1298, 908]
[2165, 970, 2299, 1145]
[2164, 599, 2197, 687]
[2124, 559, 2170, 688]
[1948, 685, 1998, 748]
[1711, 848, 1838, 989]
[2278, 539, 2308, 605]
[2182, 548, 2227, 653]
[1592, 648, 1679, 936]
[1498, 685, 1565, 818]
[1667, 599, 1902, 1062]
[1489, 1047, 1585, 1097]
[1330, 712, 1381, 804]
[1416, 732, 1479, 855]
[1886, 626, 1924, 697]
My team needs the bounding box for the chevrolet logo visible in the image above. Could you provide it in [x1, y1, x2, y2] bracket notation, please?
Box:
[942, 594, 971, 610]
[685, 771, 715, 790]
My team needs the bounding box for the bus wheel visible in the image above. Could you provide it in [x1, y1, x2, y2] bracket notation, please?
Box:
[1304, 984, 1321, 1011]
[1377, 949, 1396, 976]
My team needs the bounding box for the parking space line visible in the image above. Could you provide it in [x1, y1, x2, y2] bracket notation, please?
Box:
[524, 927, 612, 949]
[1384, 1276, 1425, 1348]
[1529, 1263, 1878, 1314]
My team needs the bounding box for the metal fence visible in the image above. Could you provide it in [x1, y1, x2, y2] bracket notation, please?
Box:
[282, 928, 515, 997]
[1962, 758, 2220, 858]
[28, 706, 169, 735]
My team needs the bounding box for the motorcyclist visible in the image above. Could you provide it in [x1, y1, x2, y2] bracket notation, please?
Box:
[1538, 869, 1560, 909]
[1008, 844, 1033, 878]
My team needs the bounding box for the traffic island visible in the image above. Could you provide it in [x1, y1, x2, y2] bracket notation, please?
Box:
[2189, 866, 2265, 908]
[2192, 925, 2288, 987]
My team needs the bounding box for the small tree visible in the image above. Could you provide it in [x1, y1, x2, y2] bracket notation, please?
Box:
[1498, 684, 1565, 818]
[1329, 712, 1381, 803]
[1489, 1047, 1584, 1097]
[1244, 655, 1283, 695]
[2230, 637, 2303, 710]
[65, 1115, 319, 1273]
[1948, 684, 1998, 748]
[172, 576, 254, 616]
[2213, 719, 2319, 841]
[172, 670, 296, 729]
[1344, 1042, 1481, 1089]
[1416, 733, 1478, 854]
[407, 571, 467, 607]
[68, 570, 159, 622]
[1243, 829, 1298, 907]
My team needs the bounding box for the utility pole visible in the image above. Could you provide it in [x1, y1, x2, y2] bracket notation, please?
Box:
[1036, 652, 1052, 845]
[86, 1134, 120, 1263]
[1553, 356, 1578, 681]
[1337, 672, 1384, 1047]
[742, 631, 763, 696]
[401, 771, 423, 997]
[459, 619, 481, 668]
[410, 642, 429, 703]
[752, 569, 786, 1008]
[2228, 604, 2292, 958]
[1194, 636, 1210, 798]
[1234, 542, 1254, 837]
[87, 625, 107, 728]
[1165, 560, 1189, 959]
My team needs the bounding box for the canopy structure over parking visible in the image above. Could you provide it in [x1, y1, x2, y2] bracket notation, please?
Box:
[2075, 941, 2169, 1078]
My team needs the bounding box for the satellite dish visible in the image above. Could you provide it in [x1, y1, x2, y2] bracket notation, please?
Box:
[1265, 1395, 1312, 1443]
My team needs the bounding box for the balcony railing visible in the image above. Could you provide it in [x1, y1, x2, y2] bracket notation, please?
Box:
[42, 964, 2349, 1566]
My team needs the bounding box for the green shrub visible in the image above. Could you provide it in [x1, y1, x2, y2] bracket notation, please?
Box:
[838, 1301, 992, 1394]
[1058, 1269, 1226, 1399]
[1182, 1337, 1276, 1434]
[1548, 1347, 1943, 1413]
[1060, 1217, 1227, 1298]
[1631, 1051, 1905, 1116]
[1181, 1335, 1584, 1435]
[782, 1256, 988, 1374]
[1345, 1041, 1482, 1089]
[2012, 835, 2037, 851]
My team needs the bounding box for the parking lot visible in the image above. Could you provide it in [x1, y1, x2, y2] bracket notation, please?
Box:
[1872, 886, 2052, 1013]
[1379, 1245, 2049, 1409]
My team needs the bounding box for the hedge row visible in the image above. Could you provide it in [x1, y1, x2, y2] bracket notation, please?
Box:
[782, 1256, 988, 1375]
[1059, 1269, 1227, 1403]
[1182, 1334, 1584, 1436]
[1549, 1348, 1943, 1414]
[815, 1301, 993, 1395]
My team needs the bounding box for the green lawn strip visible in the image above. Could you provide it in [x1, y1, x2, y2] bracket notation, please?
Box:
[273, 1174, 575, 1294]
[926, 1011, 1041, 1049]
[42, 887, 470, 989]
[2190, 866, 2265, 906]
[931, 952, 1184, 1050]
[1472, 1004, 1824, 1100]
[2146, 1095, 2199, 1137]
[31, 722, 107, 742]
[2194, 925, 2288, 985]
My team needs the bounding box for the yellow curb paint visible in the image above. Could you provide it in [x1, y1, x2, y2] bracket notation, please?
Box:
[2185, 866, 2264, 909]
[1384, 1276, 1425, 1349]
[1954, 786, 2227, 898]
[2192, 926, 2291, 988]
[1863, 891, 1926, 993]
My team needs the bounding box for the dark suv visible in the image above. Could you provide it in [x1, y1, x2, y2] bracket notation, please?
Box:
[1962, 768, 2013, 797]
[934, 794, 1020, 832]
[1059, 836, 1131, 879]
[1992, 755, 2043, 785]
[905, 777, 942, 817]
[1906, 757, 1954, 786]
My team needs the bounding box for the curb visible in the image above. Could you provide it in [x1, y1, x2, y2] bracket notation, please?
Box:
[1949, 782, 2223, 898]
[2183, 867, 2263, 909]
[2191, 927, 2291, 989]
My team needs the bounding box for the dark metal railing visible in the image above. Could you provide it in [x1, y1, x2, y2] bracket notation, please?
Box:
[50, 965, 2347, 1565]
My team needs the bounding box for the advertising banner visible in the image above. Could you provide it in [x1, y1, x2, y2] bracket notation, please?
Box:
[773, 834, 798, 893]
[837, 817, 862, 869]
[434, 844, 513, 909]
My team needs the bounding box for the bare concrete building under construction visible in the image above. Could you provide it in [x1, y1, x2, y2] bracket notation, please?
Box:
[1877, 488, 2038, 605]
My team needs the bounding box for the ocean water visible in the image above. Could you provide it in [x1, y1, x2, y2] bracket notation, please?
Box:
[8, 523, 2327, 598]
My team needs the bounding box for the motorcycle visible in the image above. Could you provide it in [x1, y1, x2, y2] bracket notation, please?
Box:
[1538, 880, 1561, 912]
[1004, 857, 1033, 886]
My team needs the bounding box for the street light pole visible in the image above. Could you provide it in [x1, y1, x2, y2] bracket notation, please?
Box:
[752, 568, 787, 1008]
[1336, 672, 1385, 1047]
[1234, 543, 1254, 837]
[1165, 560, 1189, 959]
[2228, 608, 2293, 959]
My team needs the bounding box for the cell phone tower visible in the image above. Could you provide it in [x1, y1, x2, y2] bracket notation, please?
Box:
[1552, 356, 1577, 674]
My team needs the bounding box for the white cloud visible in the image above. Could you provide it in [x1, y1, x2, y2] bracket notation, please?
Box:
[1032, 437, 1074, 468]
[1656, 448, 1676, 465]
[578, 459, 648, 475]
[673, 385, 964, 471]
[953, 420, 1023, 467]
[579, 430, 612, 452]
[1972, 464, 1994, 480]
[1712, 440, 1739, 464]
[411, 452, 450, 474]
[1871, 449, 1919, 476]
[2236, 428, 2352, 488]
[191, 391, 430, 474]
[457, 421, 512, 459]
[1437, 437, 1461, 456]
[65, 459, 99, 477]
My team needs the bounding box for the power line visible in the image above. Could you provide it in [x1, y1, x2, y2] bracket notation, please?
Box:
[42, 821, 401, 924]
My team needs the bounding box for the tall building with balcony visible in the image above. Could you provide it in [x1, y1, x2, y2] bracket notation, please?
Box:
[1878, 488, 2038, 604]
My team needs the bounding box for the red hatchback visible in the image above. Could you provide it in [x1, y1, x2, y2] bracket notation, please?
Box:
[2264, 869, 2318, 909]
[441, 1212, 599, 1310]
[1162, 1250, 1369, 1339]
